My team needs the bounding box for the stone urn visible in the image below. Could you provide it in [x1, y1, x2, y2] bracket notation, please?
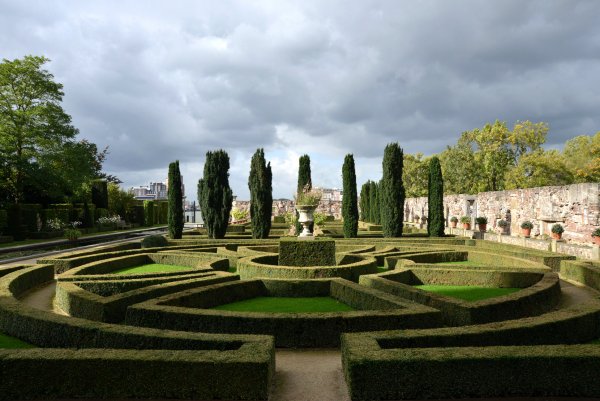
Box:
[296, 205, 317, 237]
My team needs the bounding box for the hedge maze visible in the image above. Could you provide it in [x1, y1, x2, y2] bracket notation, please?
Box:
[3, 232, 600, 400]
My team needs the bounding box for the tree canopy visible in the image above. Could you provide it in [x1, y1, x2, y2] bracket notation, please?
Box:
[0, 55, 106, 205]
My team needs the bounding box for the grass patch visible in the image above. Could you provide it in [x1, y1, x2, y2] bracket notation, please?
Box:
[212, 296, 355, 313]
[0, 332, 34, 349]
[414, 285, 521, 301]
[377, 266, 388, 273]
[112, 263, 192, 275]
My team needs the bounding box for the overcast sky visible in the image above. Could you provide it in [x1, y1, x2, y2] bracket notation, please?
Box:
[2, 0, 599, 200]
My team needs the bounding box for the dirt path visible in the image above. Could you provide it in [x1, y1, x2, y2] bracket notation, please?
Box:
[557, 278, 600, 308]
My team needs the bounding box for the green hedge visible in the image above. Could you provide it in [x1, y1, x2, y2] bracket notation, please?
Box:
[278, 238, 336, 266]
[359, 269, 561, 326]
[143, 200, 155, 226]
[0, 347, 272, 400]
[227, 224, 246, 233]
[125, 278, 441, 347]
[0, 210, 7, 233]
[561, 260, 600, 291]
[342, 339, 600, 400]
[237, 254, 378, 282]
[474, 240, 575, 271]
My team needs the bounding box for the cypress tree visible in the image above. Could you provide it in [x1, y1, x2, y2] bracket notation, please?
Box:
[295, 154, 312, 235]
[198, 150, 233, 239]
[167, 161, 184, 239]
[359, 181, 371, 222]
[91, 179, 108, 209]
[380, 143, 405, 237]
[342, 154, 359, 238]
[369, 180, 381, 224]
[248, 148, 273, 239]
[427, 156, 445, 237]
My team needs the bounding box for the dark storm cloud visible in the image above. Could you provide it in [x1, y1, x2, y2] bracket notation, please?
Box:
[1, 0, 599, 198]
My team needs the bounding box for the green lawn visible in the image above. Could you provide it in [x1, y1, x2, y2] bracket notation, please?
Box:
[0, 333, 34, 349]
[212, 296, 355, 313]
[377, 266, 388, 273]
[414, 285, 521, 301]
[112, 263, 192, 275]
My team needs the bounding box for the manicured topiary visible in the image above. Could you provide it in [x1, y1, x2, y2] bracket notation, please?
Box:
[380, 143, 405, 237]
[369, 181, 380, 225]
[295, 155, 312, 235]
[475, 216, 488, 224]
[359, 181, 371, 222]
[278, 238, 336, 267]
[168, 161, 184, 239]
[450, 216, 458, 223]
[427, 156, 445, 237]
[342, 154, 359, 238]
[521, 221, 534, 229]
[91, 179, 108, 209]
[198, 150, 233, 239]
[248, 148, 272, 239]
[141, 235, 169, 248]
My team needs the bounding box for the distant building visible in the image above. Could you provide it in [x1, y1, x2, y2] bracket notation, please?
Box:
[130, 178, 184, 201]
[316, 187, 343, 202]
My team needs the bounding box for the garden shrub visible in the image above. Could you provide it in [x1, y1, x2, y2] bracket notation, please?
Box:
[143, 200, 155, 226]
[141, 235, 168, 248]
[278, 238, 336, 266]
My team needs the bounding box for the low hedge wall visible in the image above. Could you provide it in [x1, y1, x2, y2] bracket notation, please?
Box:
[359, 269, 561, 326]
[561, 259, 600, 291]
[0, 347, 272, 400]
[0, 265, 275, 399]
[237, 254, 378, 281]
[278, 237, 336, 266]
[125, 278, 441, 347]
[342, 339, 600, 400]
[55, 272, 239, 322]
[473, 240, 576, 271]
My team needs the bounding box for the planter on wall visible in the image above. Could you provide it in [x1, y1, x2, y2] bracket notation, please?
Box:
[478, 224, 487, 232]
[552, 233, 562, 240]
[463, 223, 471, 230]
[522, 228, 531, 238]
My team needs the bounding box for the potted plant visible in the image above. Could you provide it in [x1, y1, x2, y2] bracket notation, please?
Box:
[551, 223, 564, 240]
[460, 216, 471, 230]
[521, 221, 533, 237]
[450, 216, 458, 228]
[475, 216, 488, 232]
[497, 219, 509, 234]
[592, 228, 600, 246]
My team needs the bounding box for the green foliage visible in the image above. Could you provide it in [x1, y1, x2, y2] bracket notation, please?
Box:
[313, 212, 327, 226]
[141, 235, 169, 248]
[198, 150, 233, 239]
[475, 216, 488, 224]
[521, 221, 534, 229]
[415, 285, 520, 301]
[380, 143, 405, 237]
[593, 228, 600, 238]
[0, 56, 105, 205]
[427, 156, 445, 237]
[143, 200, 155, 226]
[295, 187, 322, 206]
[278, 238, 336, 266]
[107, 182, 135, 221]
[295, 154, 312, 235]
[63, 228, 81, 241]
[212, 296, 354, 313]
[248, 148, 272, 239]
[450, 216, 458, 223]
[168, 161, 184, 239]
[563, 132, 600, 183]
[359, 182, 371, 222]
[342, 154, 359, 238]
[403, 153, 430, 198]
[0, 210, 7, 234]
[460, 216, 471, 224]
[368, 181, 380, 224]
[91, 179, 108, 209]
[231, 208, 249, 221]
[551, 223, 564, 234]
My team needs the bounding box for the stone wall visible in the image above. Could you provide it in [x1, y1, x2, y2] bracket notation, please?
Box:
[405, 183, 600, 245]
[233, 199, 343, 219]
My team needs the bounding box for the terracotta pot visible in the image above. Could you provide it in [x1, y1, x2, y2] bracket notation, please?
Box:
[522, 228, 531, 237]
[463, 223, 471, 230]
[478, 224, 487, 232]
[552, 233, 562, 240]
[450, 221, 457, 228]
[593, 236, 600, 246]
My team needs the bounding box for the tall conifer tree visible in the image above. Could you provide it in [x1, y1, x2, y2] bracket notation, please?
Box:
[359, 181, 371, 222]
[198, 150, 233, 239]
[380, 143, 405, 237]
[427, 156, 445, 237]
[167, 161, 183, 239]
[369, 181, 381, 224]
[248, 148, 273, 239]
[342, 154, 359, 238]
[295, 154, 312, 235]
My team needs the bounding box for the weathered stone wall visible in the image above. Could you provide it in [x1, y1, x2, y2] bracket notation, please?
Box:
[233, 199, 343, 219]
[406, 183, 600, 245]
